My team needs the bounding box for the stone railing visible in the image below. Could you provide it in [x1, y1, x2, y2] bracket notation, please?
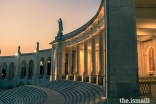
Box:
[139, 76, 156, 83]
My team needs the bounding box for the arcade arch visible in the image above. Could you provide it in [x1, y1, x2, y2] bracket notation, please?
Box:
[47, 57, 51, 75]
[40, 57, 45, 75]
[1, 62, 7, 78]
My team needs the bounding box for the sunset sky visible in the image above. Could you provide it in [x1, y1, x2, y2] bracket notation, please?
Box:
[0, 0, 101, 56]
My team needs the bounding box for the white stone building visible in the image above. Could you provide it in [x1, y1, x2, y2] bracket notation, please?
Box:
[0, 0, 156, 97]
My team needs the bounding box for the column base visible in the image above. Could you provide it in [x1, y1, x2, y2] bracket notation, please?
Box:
[54, 75, 58, 80]
[84, 75, 90, 83]
[89, 76, 91, 83]
[74, 75, 77, 81]
[50, 75, 52, 81]
[91, 75, 98, 84]
[68, 75, 74, 80]
[98, 76, 105, 86]
[66, 74, 68, 80]
[77, 75, 83, 81]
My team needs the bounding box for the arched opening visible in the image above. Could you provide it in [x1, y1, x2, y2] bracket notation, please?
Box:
[40, 58, 44, 76]
[9, 62, 15, 79]
[1, 62, 7, 79]
[28, 60, 33, 78]
[47, 57, 51, 75]
[21, 60, 26, 77]
[147, 46, 155, 72]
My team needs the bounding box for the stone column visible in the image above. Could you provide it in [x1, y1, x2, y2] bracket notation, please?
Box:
[25, 65, 28, 80]
[68, 47, 72, 80]
[140, 42, 145, 75]
[61, 48, 66, 79]
[50, 48, 54, 81]
[52, 46, 56, 80]
[143, 54, 148, 75]
[73, 50, 76, 81]
[76, 44, 80, 81]
[88, 49, 92, 83]
[91, 36, 96, 83]
[54, 45, 58, 80]
[5, 66, 9, 80]
[34, 51, 39, 84]
[58, 42, 63, 79]
[44, 62, 47, 78]
[26, 65, 29, 77]
[137, 41, 143, 76]
[98, 30, 104, 85]
[84, 40, 88, 82]
[105, 0, 138, 98]
[15, 55, 20, 86]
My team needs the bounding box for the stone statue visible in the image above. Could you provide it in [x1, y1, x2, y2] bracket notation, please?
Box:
[36, 41, 39, 50]
[58, 18, 63, 34]
[18, 46, 20, 53]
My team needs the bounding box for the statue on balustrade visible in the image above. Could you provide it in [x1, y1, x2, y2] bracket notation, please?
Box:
[58, 18, 63, 36]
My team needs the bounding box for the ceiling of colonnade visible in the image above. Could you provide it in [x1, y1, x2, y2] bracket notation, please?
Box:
[136, 0, 156, 41]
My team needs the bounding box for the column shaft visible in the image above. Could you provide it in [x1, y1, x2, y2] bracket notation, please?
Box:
[26, 65, 29, 76]
[68, 47, 72, 77]
[61, 48, 66, 78]
[98, 31, 104, 76]
[50, 48, 54, 81]
[76, 44, 80, 76]
[84, 41, 88, 75]
[91, 37, 96, 75]
[44, 62, 47, 78]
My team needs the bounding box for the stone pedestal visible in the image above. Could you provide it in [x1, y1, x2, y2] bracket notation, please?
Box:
[74, 75, 76, 81]
[89, 76, 91, 83]
[66, 74, 68, 80]
[77, 75, 83, 81]
[91, 75, 97, 84]
[98, 76, 104, 85]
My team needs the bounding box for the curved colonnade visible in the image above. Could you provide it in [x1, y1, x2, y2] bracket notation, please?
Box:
[0, 0, 105, 89]
[50, 0, 105, 85]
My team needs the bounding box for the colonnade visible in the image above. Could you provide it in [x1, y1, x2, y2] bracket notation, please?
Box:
[54, 30, 105, 85]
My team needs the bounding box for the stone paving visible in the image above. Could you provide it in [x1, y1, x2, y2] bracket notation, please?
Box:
[0, 82, 155, 104]
[28, 85, 65, 104]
